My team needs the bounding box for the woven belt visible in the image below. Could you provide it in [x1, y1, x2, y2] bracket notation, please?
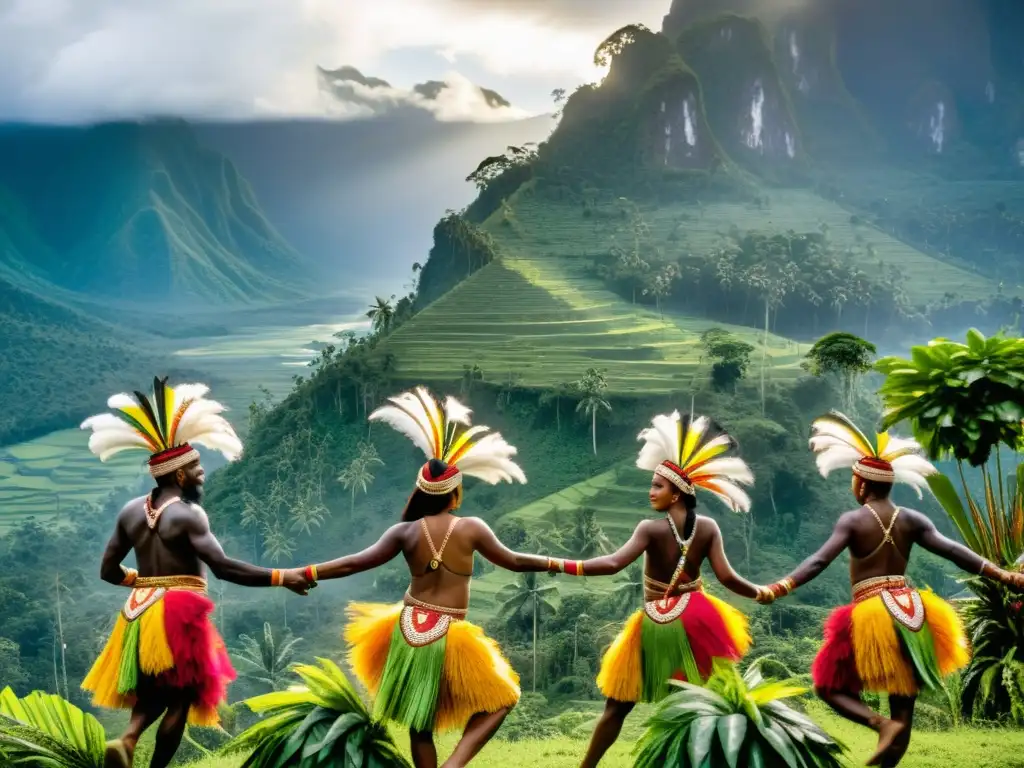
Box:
[643, 576, 703, 602]
[852, 575, 907, 603]
[135, 575, 208, 594]
[403, 591, 468, 619]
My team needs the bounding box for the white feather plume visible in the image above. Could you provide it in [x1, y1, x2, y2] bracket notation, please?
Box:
[82, 379, 243, 464]
[636, 411, 681, 471]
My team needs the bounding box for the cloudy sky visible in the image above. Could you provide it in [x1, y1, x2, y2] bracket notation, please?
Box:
[0, 0, 672, 123]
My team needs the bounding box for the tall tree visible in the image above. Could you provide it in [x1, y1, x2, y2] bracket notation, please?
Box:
[498, 573, 559, 692]
[337, 445, 383, 514]
[804, 331, 877, 411]
[366, 296, 395, 335]
[574, 368, 612, 455]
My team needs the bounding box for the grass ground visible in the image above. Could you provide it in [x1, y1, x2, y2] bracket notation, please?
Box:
[174, 701, 1024, 768]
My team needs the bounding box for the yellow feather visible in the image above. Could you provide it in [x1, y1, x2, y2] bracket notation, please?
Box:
[117, 405, 162, 446]
[684, 435, 731, 472]
[163, 385, 177, 446]
[416, 388, 444, 457]
[445, 425, 490, 464]
[876, 432, 890, 456]
[680, 420, 702, 467]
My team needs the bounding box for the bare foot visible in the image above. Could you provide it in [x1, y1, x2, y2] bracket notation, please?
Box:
[103, 739, 131, 768]
[865, 719, 905, 766]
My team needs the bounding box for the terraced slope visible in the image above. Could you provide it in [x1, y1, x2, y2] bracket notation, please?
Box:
[386, 256, 807, 393]
[498, 188, 996, 305]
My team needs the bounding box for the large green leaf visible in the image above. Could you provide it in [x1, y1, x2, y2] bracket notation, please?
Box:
[0, 689, 105, 768]
[225, 659, 410, 768]
[633, 661, 844, 768]
[926, 473, 982, 553]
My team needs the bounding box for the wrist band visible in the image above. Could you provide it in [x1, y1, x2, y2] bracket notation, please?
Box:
[564, 560, 585, 577]
[547, 558, 563, 573]
[304, 565, 319, 584]
[771, 577, 795, 597]
[120, 567, 138, 587]
[271, 569, 284, 587]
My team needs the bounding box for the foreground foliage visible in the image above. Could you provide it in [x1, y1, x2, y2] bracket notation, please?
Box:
[632, 660, 845, 768]
[0, 687, 105, 768]
[877, 329, 1024, 721]
[223, 658, 409, 768]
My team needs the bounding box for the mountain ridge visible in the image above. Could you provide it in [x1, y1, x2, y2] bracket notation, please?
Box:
[0, 120, 313, 307]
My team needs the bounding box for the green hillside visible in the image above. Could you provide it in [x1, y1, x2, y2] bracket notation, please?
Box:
[386, 256, 805, 393]
[0, 121, 311, 306]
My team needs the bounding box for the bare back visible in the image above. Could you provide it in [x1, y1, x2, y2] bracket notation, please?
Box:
[403, 513, 475, 609]
[579, 510, 761, 601]
[641, 515, 716, 597]
[844, 502, 914, 584]
[118, 493, 206, 578]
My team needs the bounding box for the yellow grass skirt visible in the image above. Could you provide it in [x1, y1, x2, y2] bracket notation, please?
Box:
[596, 591, 751, 703]
[813, 588, 970, 696]
[81, 589, 235, 727]
[344, 602, 520, 732]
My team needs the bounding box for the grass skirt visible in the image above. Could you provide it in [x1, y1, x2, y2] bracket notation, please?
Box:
[596, 591, 751, 703]
[344, 602, 520, 733]
[81, 589, 236, 726]
[812, 588, 969, 696]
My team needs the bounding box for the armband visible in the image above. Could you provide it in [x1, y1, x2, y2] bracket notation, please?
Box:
[120, 566, 138, 587]
[271, 569, 284, 587]
[564, 560, 585, 577]
[304, 565, 319, 585]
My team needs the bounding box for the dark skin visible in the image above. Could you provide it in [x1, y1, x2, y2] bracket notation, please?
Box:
[314, 492, 553, 768]
[578, 474, 767, 768]
[765, 475, 1024, 768]
[98, 460, 310, 768]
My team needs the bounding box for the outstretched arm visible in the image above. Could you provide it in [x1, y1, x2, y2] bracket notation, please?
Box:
[99, 509, 134, 586]
[565, 523, 650, 578]
[765, 514, 853, 600]
[469, 518, 560, 573]
[705, 520, 763, 600]
[315, 524, 406, 580]
[185, 507, 306, 592]
[912, 511, 1024, 588]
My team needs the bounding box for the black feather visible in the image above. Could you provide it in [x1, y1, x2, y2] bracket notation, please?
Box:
[132, 388, 165, 450]
[153, 376, 170, 448]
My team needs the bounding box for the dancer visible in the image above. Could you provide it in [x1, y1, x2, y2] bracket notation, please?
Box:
[80, 378, 312, 768]
[305, 388, 560, 768]
[760, 411, 1024, 767]
[560, 411, 768, 768]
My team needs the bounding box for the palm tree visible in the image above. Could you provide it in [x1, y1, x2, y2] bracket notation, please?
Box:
[567, 508, 613, 558]
[337, 454, 380, 514]
[235, 622, 304, 693]
[574, 368, 611, 456]
[366, 296, 395, 335]
[498, 573, 559, 692]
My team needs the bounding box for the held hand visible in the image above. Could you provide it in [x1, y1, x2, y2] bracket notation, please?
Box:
[1000, 569, 1024, 592]
[755, 585, 776, 605]
[283, 568, 313, 595]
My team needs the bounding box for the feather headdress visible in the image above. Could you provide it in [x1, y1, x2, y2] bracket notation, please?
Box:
[809, 411, 937, 498]
[80, 377, 242, 477]
[369, 387, 526, 495]
[636, 411, 754, 513]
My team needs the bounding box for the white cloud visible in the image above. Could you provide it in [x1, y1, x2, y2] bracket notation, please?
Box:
[0, 0, 666, 122]
[323, 71, 533, 123]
